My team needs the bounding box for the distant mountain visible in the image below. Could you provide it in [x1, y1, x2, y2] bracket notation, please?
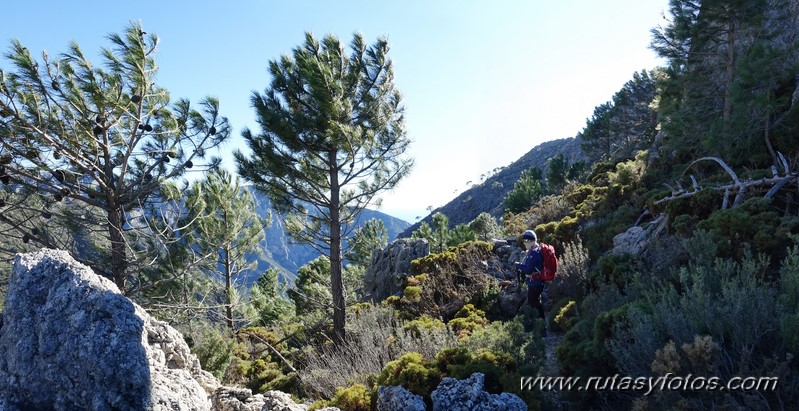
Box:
[246, 188, 410, 286]
[399, 137, 586, 237]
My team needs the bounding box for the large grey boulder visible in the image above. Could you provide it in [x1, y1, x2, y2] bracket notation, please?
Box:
[431, 372, 526, 411]
[0, 249, 218, 410]
[363, 238, 430, 302]
[376, 385, 426, 411]
[612, 214, 668, 255]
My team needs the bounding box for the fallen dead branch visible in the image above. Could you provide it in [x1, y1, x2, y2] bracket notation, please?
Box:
[654, 156, 798, 208]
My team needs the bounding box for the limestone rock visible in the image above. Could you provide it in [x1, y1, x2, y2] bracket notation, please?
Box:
[0, 249, 217, 410]
[376, 386, 426, 411]
[260, 390, 342, 411]
[364, 238, 430, 302]
[210, 386, 265, 411]
[612, 214, 668, 255]
[431, 372, 526, 411]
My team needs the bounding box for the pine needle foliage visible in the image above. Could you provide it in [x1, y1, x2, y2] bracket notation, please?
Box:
[236, 32, 413, 344]
[0, 22, 230, 293]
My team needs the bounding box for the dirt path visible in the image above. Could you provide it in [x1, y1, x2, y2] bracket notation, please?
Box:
[539, 329, 567, 410]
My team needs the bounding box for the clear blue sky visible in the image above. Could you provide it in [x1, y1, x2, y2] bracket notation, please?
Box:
[4, 0, 669, 223]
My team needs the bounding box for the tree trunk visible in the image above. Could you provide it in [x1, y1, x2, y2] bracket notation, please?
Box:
[723, 16, 735, 122]
[108, 208, 128, 293]
[329, 149, 346, 345]
[224, 245, 234, 333]
[764, 114, 779, 169]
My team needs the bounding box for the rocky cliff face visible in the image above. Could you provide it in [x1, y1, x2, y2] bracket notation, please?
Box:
[0, 249, 219, 410]
[363, 238, 431, 302]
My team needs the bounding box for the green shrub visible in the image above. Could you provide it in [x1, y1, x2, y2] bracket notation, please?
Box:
[411, 251, 457, 274]
[564, 184, 594, 207]
[448, 304, 489, 338]
[435, 347, 519, 393]
[556, 305, 626, 379]
[606, 250, 796, 409]
[463, 316, 543, 376]
[403, 286, 421, 302]
[351, 302, 373, 316]
[697, 197, 799, 262]
[434, 347, 517, 394]
[383, 295, 401, 308]
[671, 214, 696, 236]
[587, 161, 618, 186]
[406, 273, 427, 286]
[376, 352, 440, 397]
[552, 299, 578, 332]
[590, 253, 640, 290]
[403, 315, 447, 337]
[663, 188, 722, 222]
[329, 384, 372, 411]
[222, 327, 296, 394]
[189, 325, 235, 380]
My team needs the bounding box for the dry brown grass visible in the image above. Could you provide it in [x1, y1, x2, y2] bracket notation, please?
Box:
[300, 304, 457, 398]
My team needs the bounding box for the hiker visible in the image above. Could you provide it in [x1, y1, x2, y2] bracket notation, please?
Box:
[516, 230, 545, 320]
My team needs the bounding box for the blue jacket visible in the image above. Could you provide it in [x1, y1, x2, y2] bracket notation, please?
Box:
[516, 246, 544, 286]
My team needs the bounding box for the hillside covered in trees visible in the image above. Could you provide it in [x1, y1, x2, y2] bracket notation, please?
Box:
[3, 0, 799, 409]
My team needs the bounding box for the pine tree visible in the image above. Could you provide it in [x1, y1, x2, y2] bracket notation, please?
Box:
[503, 167, 543, 213]
[346, 218, 388, 267]
[249, 268, 294, 326]
[578, 70, 657, 163]
[578, 102, 616, 161]
[184, 169, 268, 333]
[649, 0, 794, 166]
[431, 212, 451, 253]
[468, 212, 501, 241]
[0, 22, 229, 293]
[288, 256, 332, 317]
[235, 33, 413, 344]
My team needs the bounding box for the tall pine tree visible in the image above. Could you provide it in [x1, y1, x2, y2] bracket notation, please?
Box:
[235, 33, 413, 344]
[0, 22, 229, 293]
[184, 169, 269, 333]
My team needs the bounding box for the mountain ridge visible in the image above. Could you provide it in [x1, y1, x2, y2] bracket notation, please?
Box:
[246, 188, 410, 285]
[399, 136, 587, 237]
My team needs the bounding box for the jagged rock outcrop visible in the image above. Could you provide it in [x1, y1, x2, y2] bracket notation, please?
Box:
[0, 249, 218, 410]
[431, 373, 526, 411]
[490, 239, 528, 316]
[376, 386, 426, 411]
[261, 390, 306, 411]
[364, 238, 430, 302]
[490, 238, 531, 278]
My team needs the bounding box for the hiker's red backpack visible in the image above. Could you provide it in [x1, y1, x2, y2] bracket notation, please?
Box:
[536, 243, 558, 282]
